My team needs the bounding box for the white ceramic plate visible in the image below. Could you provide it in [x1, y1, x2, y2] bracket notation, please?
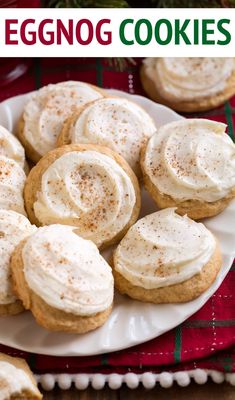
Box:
[0, 89, 234, 357]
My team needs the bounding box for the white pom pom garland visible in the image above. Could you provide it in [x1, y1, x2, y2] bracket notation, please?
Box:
[35, 369, 235, 390]
[39, 374, 55, 391]
[58, 374, 72, 390]
[108, 373, 123, 390]
[142, 372, 156, 389]
[91, 374, 106, 390]
[74, 374, 89, 390]
[192, 369, 208, 385]
[159, 372, 174, 388]
[125, 373, 139, 389]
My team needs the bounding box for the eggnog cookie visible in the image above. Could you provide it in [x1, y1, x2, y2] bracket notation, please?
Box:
[0, 353, 42, 399]
[113, 208, 222, 303]
[0, 155, 26, 216]
[11, 225, 114, 333]
[140, 58, 235, 112]
[24, 144, 141, 249]
[58, 97, 156, 176]
[141, 119, 235, 220]
[0, 125, 27, 171]
[18, 81, 105, 163]
[0, 210, 36, 316]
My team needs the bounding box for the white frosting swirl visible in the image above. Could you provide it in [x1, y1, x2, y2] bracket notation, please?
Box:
[0, 361, 40, 400]
[22, 225, 114, 316]
[0, 210, 36, 305]
[68, 97, 156, 175]
[23, 81, 103, 157]
[114, 208, 216, 289]
[34, 150, 136, 247]
[0, 155, 26, 215]
[143, 119, 235, 202]
[0, 125, 25, 168]
[144, 58, 235, 101]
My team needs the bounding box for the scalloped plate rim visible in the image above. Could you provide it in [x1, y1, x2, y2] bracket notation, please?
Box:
[0, 89, 234, 356]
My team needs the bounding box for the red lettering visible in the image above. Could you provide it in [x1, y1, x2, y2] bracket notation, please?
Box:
[38, 19, 54, 45]
[57, 19, 73, 45]
[76, 19, 93, 45]
[96, 19, 112, 45]
[5, 19, 18, 45]
[20, 19, 36, 45]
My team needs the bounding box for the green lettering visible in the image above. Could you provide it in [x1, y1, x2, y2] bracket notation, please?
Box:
[119, 19, 134, 45]
[202, 19, 215, 45]
[217, 19, 231, 45]
[194, 19, 199, 45]
[155, 19, 173, 45]
[175, 19, 191, 45]
[135, 19, 152, 45]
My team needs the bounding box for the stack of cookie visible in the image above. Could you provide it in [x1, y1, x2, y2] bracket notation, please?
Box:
[0, 78, 235, 339]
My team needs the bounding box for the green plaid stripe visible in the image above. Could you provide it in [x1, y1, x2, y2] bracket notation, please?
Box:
[184, 320, 235, 328]
[174, 325, 182, 363]
[101, 354, 109, 366]
[34, 58, 42, 89]
[28, 353, 37, 370]
[96, 58, 103, 87]
[223, 357, 233, 372]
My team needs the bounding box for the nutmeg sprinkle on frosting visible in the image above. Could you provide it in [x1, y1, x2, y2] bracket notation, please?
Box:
[114, 208, 216, 289]
[23, 81, 103, 157]
[143, 119, 235, 202]
[0, 155, 26, 215]
[144, 58, 235, 101]
[0, 210, 36, 305]
[22, 225, 114, 316]
[68, 97, 156, 175]
[33, 150, 136, 247]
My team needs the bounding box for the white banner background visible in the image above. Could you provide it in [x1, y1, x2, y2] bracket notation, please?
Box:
[0, 8, 234, 57]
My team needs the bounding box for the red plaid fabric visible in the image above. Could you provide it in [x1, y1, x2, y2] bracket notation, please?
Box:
[0, 58, 235, 374]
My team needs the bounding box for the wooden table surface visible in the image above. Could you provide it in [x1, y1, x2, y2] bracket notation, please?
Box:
[42, 382, 235, 399]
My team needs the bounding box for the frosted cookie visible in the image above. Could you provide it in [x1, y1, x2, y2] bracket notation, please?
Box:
[140, 58, 235, 112]
[0, 210, 36, 316]
[0, 353, 42, 399]
[0, 155, 26, 216]
[0, 125, 26, 170]
[18, 81, 105, 163]
[24, 144, 141, 249]
[58, 97, 156, 176]
[113, 208, 222, 303]
[141, 119, 235, 220]
[11, 224, 114, 333]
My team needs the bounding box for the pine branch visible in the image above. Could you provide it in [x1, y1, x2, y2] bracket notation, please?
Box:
[48, 0, 235, 7]
[47, 0, 129, 7]
[152, 0, 234, 5]
[107, 57, 136, 71]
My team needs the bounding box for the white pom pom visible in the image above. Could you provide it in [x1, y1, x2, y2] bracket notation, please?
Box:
[210, 371, 224, 384]
[108, 374, 123, 390]
[58, 374, 72, 390]
[91, 374, 106, 390]
[142, 372, 156, 389]
[174, 371, 190, 387]
[159, 372, 173, 388]
[125, 373, 139, 389]
[226, 373, 235, 386]
[40, 374, 55, 391]
[193, 369, 208, 385]
[74, 374, 89, 390]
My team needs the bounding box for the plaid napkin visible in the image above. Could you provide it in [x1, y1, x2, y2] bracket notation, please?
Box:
[0, 58, 235, 374]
